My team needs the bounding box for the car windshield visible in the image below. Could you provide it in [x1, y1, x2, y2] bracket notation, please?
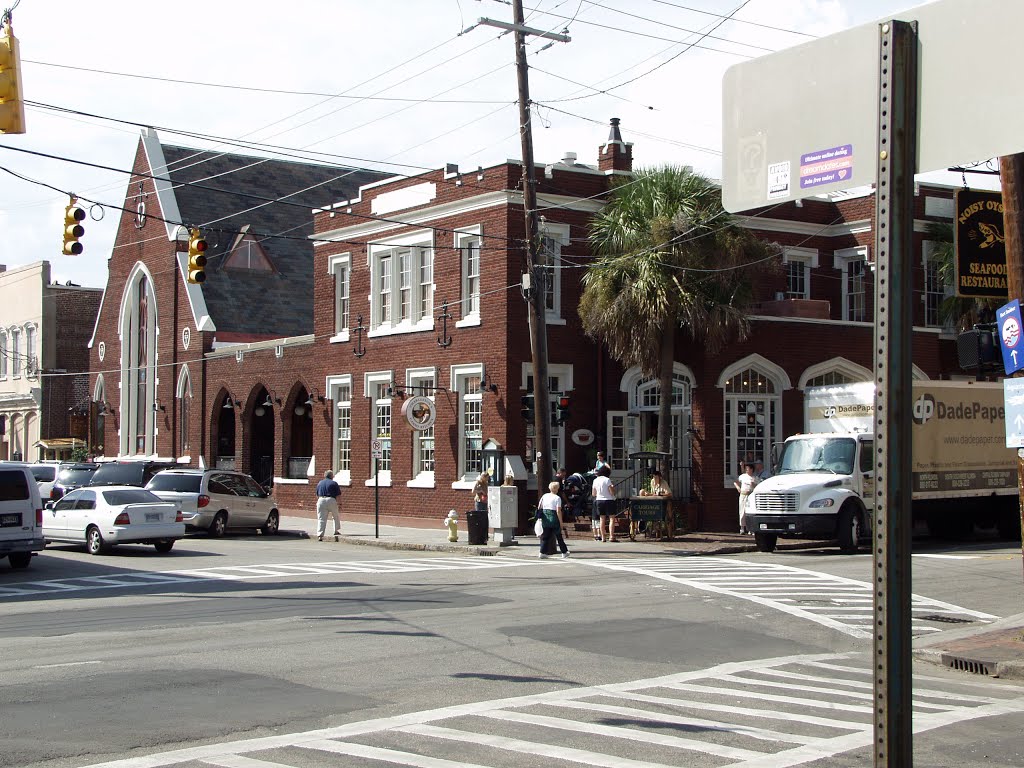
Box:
[147, 474, 202, 493]
[101, 489, 161, 506]
[777, 437, 857, 475]
[57, 466, 97, 485]
[31, 465, 56, 482]
[89, 464, 143, 486]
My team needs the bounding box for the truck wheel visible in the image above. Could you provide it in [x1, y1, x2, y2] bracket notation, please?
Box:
[7, 552, 31, 569]
[754, 532, 777, 553]
[838, 505, 861, 554]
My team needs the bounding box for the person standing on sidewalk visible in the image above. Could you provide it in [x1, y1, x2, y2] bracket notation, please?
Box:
[591, 465, 617, 542]
[315, 470, 342, 541]
[536, 481, 569, 559]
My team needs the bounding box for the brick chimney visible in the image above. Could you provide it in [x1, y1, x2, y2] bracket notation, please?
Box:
[598, 118, 633, 173]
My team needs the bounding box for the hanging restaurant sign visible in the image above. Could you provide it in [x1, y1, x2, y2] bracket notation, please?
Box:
[954, 188, 1008, 299]
[401, 395, 437, 431]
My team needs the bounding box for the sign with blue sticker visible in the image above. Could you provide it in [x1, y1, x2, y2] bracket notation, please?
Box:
[996, 299, 1024, 376]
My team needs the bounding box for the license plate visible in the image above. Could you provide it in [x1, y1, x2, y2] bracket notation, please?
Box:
[145, 513, 162, 522]
[0, 513, 19, 527]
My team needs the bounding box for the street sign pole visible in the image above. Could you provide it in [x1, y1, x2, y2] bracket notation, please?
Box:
[872, 20, 917, 768]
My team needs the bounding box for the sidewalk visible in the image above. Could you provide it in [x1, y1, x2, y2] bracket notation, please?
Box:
[279, 513, 828, 557]
[913, 612, 1024, 681]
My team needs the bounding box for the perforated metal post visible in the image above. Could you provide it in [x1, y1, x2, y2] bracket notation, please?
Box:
[873, 19, 917, 768]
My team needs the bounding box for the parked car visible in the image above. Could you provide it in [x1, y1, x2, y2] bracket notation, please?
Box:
[43, 486, 184, 555]
[0, 464, 45, 569]
[29, 462, 60, 499]
[146, 469, 280, 537]
[87, 460, 177, 488]
[50, 463, 99, 501]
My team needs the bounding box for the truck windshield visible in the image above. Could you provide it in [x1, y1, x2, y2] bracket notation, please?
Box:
[777, 437, 857, 475]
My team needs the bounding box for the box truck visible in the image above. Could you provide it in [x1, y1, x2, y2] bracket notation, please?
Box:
[746, 380, 1019, 553]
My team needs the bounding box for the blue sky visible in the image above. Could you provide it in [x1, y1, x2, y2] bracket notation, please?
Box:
[0, 0, 987, 288]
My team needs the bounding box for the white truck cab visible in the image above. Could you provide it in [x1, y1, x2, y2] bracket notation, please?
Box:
[747, 431, 873, 554]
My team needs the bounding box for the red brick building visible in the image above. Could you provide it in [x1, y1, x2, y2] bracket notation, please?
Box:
[89, 124, 964, 531]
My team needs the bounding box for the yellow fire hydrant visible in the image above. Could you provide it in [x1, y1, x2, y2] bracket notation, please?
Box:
[444, 510, 459, 542]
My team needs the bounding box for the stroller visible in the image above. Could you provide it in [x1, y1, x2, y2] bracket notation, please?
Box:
[562, 471, 590, 523]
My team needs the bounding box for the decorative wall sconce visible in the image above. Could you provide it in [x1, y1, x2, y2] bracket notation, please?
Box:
[481, 372, 499, 393]
[153, 401, 166, 413]
[99, 402, 115, 416]
[262, 390, 282, 408]
[304, 389, 325, 407]
[223, 394, 240, 409]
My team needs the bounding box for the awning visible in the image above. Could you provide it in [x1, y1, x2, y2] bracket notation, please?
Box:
[34, 438, 84, 450]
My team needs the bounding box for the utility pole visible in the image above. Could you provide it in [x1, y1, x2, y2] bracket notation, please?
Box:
[478, 3, 569, 498]
[999, 152, 1024, 577]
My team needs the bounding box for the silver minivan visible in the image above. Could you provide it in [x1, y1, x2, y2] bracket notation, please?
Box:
[0, 464, 45, 569]
[146, 469, 279, 537]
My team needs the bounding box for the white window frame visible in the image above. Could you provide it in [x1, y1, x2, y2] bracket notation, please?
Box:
[539, 221, 569, 326]
[798, 357, 872, 390]
[368, 231, 435, 337]
[328, 253, 351, 342]
[0, 330, 7, 379]
[451, 363, 484, 488]
[327, 374, 353, 485]
[176, 365, 192, 459]
[364, 371, 393, 486]
[717, 354, 790, 489]
[406, 367, 437, 488]
[23, 323, 36, 376]
[10, 327, 20, 378]
[521, 362, 574, 482]
[782, 246, 818, 299]
[455, 226, 482, 328]
[834, 246, 869, 323]
[922, 240, 952, 330]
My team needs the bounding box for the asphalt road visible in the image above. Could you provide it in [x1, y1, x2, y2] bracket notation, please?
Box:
[1, 534, 1022, 768]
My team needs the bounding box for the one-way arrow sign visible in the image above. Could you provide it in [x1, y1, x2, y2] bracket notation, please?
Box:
[997, 299, 1024, 376]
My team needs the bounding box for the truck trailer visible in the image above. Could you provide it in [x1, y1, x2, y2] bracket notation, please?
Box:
[746, 380, 1019, 554]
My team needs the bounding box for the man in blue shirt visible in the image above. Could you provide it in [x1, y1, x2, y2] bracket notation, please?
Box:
[315, 470, 342, 541]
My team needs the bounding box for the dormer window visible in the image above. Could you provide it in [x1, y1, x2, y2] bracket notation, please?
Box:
[225, 232, 275, 272]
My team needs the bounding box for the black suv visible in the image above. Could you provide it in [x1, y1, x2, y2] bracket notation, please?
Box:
[87, 460, 177, 488]
[49, 462, 99, 501]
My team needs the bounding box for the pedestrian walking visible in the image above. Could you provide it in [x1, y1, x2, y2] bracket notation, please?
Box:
[315, 469, 342, 541]
[734, 462, 758, 534]
[536, 481, 569, 559]
[591, 464, 617, 542]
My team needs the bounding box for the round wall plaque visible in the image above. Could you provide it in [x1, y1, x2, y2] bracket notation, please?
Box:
[401, 395, 437, 431]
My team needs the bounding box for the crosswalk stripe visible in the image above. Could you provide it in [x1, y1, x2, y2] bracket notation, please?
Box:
[551, 699, 822, 744]
[477, 708, 772, 758]
[665, 681, 874, 714]
[300, 737, 491, 768]
[202, 756, 294, 767]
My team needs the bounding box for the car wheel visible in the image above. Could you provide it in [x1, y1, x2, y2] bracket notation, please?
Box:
[208, 511, 228, 538]
[261, 510, 280, 536]
[153, 541, 175, 554]
[86, 526, 109, 555]
[754, 532, 777, 553]
[8, 552, 31, 569]
[838, 505, 861, 554]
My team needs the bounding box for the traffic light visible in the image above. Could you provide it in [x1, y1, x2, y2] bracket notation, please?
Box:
[187, 228, 208, 284]
[557, 394, 571, 425]
[0, 21, 26, 135]
[520, 393, 534, 421]
[63, 198, 85, 255]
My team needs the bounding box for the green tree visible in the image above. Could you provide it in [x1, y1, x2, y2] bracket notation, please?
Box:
[580, 166, 778, 473]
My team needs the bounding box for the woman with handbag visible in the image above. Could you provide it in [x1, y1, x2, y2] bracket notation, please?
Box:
[535, 481, 570, 559]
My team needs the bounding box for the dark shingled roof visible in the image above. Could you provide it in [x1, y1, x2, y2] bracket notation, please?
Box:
[161, 145, 389, 338]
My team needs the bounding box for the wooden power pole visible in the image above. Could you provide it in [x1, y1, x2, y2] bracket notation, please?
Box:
[479, 3, 569, 497]
[999, 152, 1024, 575]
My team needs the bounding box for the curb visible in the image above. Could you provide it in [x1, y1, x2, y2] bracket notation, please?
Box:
[335, 536, 501, 556]
[913, 647, 1024, 681]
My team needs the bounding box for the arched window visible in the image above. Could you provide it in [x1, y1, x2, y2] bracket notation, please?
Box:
[93, 375, 107, 456]
[119, 265, 158, 455]
[177, 367, 192, 457]
[799, 357, 872, 390]
[718, 355, 790, 486]
[0, 330, 7, 378]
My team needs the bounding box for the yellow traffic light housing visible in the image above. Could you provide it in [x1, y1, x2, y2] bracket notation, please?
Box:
[187, 228, 207, 284]
[0, 21, 26, 135]
[63, 198, 85, 255]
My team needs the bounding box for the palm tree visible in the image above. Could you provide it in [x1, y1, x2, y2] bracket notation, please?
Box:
[580, 165, 777, 473]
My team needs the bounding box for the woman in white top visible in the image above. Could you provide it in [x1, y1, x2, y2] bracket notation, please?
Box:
[590, 465, 617, 542]
[733, 463, 758, 534]
[536, 481, 569, 558]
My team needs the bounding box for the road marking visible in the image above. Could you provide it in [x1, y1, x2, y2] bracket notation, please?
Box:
[33, 660, 102, 669]
[913, 553, 979, 560]
[0, 556, 536, 599]
[78, 652, 1024, 768]
[579, 558, 998, 638]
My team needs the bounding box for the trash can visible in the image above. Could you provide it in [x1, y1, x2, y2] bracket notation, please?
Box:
[466, 509, 488, 545]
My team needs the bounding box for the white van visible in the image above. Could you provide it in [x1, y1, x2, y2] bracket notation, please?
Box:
[0, 464, 45, 569]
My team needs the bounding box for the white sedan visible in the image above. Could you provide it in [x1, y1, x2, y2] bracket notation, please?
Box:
[43, 486, 185, 555]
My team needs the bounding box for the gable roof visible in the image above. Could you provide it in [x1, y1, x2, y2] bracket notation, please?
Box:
[159, 143, 388, 339]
